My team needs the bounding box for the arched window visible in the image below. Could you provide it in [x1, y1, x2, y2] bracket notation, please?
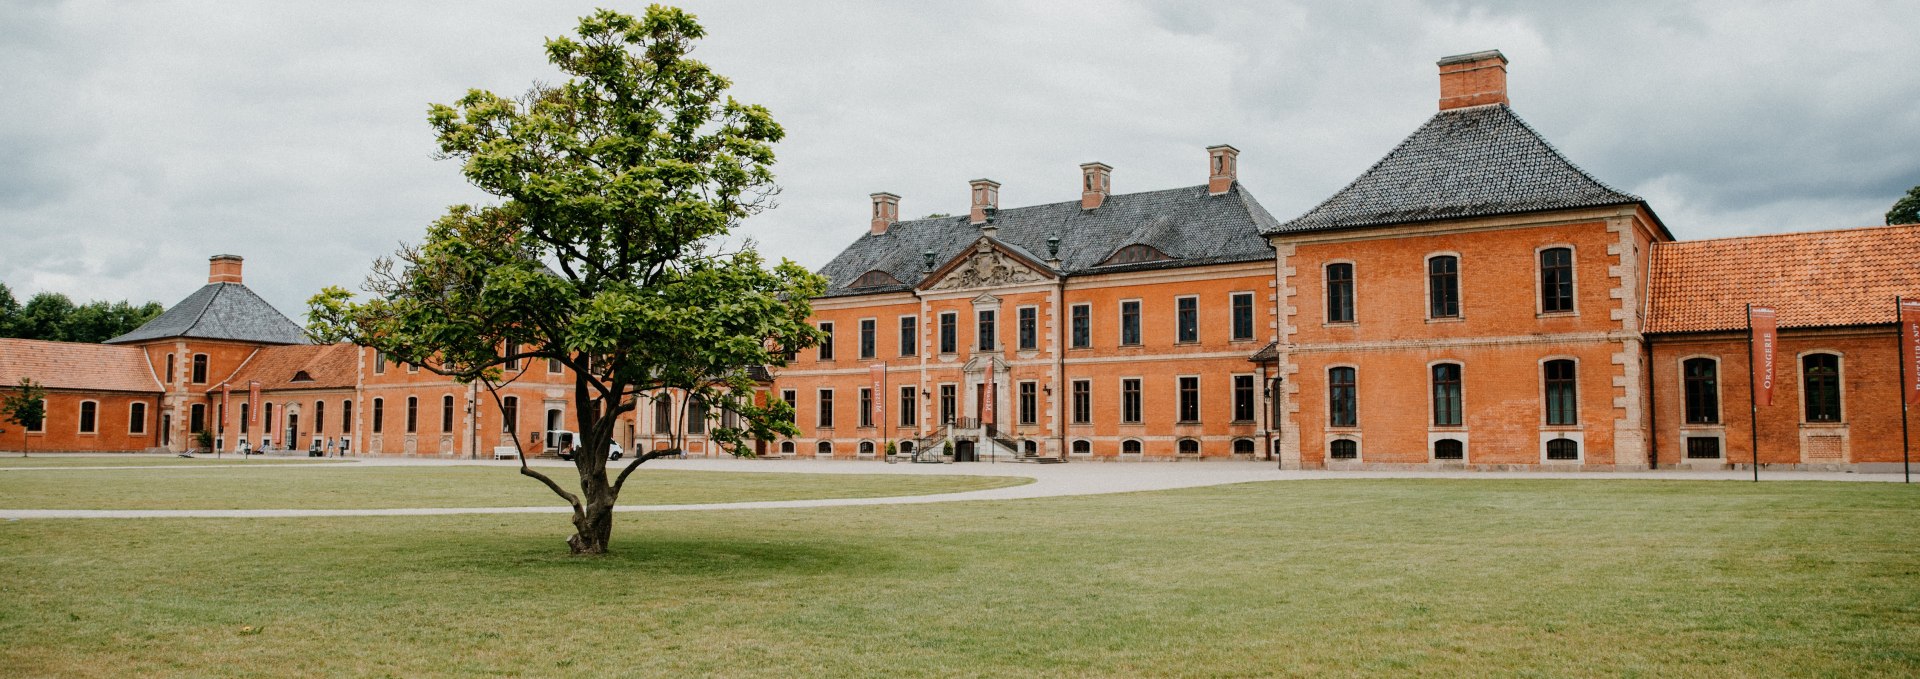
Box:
[1071, 440, 1092, 455]
[899, 441, 914, 457]
[1427, 255, 1460, 318]
[1543, 359, 1577, 426]
[371, 398, 384, 434]
[1546, 437, 1580, 461]
[441, 395, 455, 432]
[164, 354, 176, 384]
[816, 440, 833, 457]
[1682, 358, 1719, 424]
[128, 402, 147, 435]
[191, 354, 209, 384]
[1233, 439, 1255, 456]
[406, 397, 419, 434]
[1122, 439, 1142, 455]
[314, 401, 326, 435]
[859, 441, 874, 456]
[1326, 263, 1354, 323]
[1178, 439, 1200, 455]
[1431, 363, 1463, 427]
[78, 401, 98, 434]
[689, 397, 709, 435]
[1539, 247, 1574, 313]
[1802, 353, 1842, 422]
[654, 394, 673, 434]
[1100, 243, 1175, 266]
[1330, 439, 1358, 460]
[1433, 438, 1464, 460]
[779, 440, 794, 454]
[1328, 367, 1357, 427]
[1023, 440, 1037, 455]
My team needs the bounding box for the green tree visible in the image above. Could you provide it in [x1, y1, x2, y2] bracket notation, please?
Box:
[1890, 185, 1920, 226]
[14, 293, 75, 341]
[0, 378, 48, 457]
[309, 6, 824, 554]
[0, 282, 17, 337]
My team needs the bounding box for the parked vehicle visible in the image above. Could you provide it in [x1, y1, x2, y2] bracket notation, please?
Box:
[547, 430, 623, 461]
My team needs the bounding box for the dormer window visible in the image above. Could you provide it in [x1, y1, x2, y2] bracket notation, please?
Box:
[291, 370, 313, 383]
[1099, 243, 1175, 267]
[851, 270, 903, 289]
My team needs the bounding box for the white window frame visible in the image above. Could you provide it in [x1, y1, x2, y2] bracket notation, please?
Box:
[1423, 252, 1464, 322]
[1326, 363, 1359, 429]
[1069, 302, 1093, 349]
[77, 399, 99, 435]
[1173, 295, 1200, 345]
[1322, 260, 1358, 326]
[1796, 349, 1846, 425]
[1539, 355, 1581, 427]
[1229, 291, 1258, 340]
[1534, 244, 1579, 317]
[1118, 299, 1143, 347]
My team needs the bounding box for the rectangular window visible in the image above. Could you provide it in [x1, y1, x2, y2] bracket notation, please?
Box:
[858, 388, 873, 428]
[240, 403, 250, 434]
[1326, 263, 1354, 323]
[374, 352, 387, 374]
[1121, 378, 1142, 424]
[939, 384, 956, 424]
[1017, 307, 1037, 351]
[976, 309, 997, 350]
[781, 390, 796, 421]
[129, 402, 147, 435]
[78, 401, 97, 434]
[192, 354, 209, 384]
[1233, 374, 1256, 422]
[1071, 380, 1091, 424]
[372, 398, 384, 433]
[1802, 353, 1842, 423]
[817, 389, 835, 428]
[1329, 367, 1357, 427]
[441, 395, 455, 433]
[1544, 360, 1578, 426]
[899, 316, 917, 357]
[818, 322, 835, 361]
[406, 397, 418, 434]
[1683, 358, 1719, 425]
[1686, 436, 1722, 459]
[190, 404, 205, 434]
[1176, 297, 1198, 343]
[546, 358, 562, 374]
[939, 313, 957, 354]
[501, 397, 517, 433]
[315, 401, 326, 435]
[1431, 364, 1463, 427]
[1540, 247, 1574, 313]
[1177, 376, 1199, 422]
[859, 319, 876, 359]
[689, 398, 708, 435]
[504, 344, 520, 371]
[1428, 256, 1460, 319]
[1232, 292, 1256, 340]
[1018, 381, 1037, 425]
[899, 385, 917, 427]
[342, 400, 352, 434]
[1070, 304, 1091, 349]
[1120, 301, 1141, 346]
[165, 354, 175, 383]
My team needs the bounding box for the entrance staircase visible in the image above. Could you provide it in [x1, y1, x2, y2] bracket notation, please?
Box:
[905, 420, 1066, 463]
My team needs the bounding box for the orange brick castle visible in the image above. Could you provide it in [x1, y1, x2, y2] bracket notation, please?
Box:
[4, 50, 1915, 471]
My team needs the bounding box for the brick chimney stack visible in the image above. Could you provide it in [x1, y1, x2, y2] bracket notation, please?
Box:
[869, 192, 900, 235]
[208, 254, 244, 284]
[1080, 162, 1112, 210]
[969, 178, 1000, 225]
[1437, 49, 1509, 110]
[1206, 145, 1239, 196]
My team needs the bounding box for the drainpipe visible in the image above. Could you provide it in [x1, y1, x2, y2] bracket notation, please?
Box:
[1645, 337, 1658, 469]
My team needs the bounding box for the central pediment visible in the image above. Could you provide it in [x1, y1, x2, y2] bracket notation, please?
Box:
[920, 237, 1056, 292]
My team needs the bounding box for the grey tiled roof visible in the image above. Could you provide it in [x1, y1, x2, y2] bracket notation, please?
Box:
[1269, 104, 1640, 234]
[106, 283, 310, 345]
[818, 184, 1279, 297]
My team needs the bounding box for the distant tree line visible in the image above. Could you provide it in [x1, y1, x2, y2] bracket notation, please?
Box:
[0, 282, 163, 344]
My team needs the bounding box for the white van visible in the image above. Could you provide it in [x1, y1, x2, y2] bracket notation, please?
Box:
[545, 430, 623, 461]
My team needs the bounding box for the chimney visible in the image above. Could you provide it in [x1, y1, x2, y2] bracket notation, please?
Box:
[869, 192, 900, 235]
[1437, 49, 1508, 110]
[969, 178, 1000, 226]
[1206, 145, 1239, 196]
[1079, 162, 1112, 210]
[208, 254, 244, 284]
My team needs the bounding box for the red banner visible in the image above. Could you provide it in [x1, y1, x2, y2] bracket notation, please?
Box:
[1903, 299, 1920, 399]
[248, 381, 261, 425]
[869, 364, 887, 432]
[220, 385, 231, 432]
[1750, 306, 1777, 407]
[982, 370, 996, 427]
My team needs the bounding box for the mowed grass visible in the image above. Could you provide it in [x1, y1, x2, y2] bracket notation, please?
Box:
[0, 455, 344, 468]
[0, 466, 1031, 510]
[1, 480, 1916, 677]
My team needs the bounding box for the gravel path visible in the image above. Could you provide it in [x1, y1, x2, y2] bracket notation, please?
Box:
[0, 455, 1907, 520]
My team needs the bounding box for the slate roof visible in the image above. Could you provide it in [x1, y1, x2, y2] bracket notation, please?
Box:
[1271, 104, 1642, 234]
[817, 184, 1279, 297]
[106, 282, 309, 345]
[211, 343, 359, 392]
[0, 339, 163, 393]
[1645, 224, 1920, 334]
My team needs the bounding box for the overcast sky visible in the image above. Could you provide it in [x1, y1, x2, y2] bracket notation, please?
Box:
[4, 1, 1917, 318]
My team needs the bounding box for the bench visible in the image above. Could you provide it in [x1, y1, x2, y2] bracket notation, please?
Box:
[492, 446, 519, 460]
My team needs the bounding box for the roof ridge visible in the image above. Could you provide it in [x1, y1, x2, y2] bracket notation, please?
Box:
[885, 184, 1209, 230]
[1657, 222, 1920, 248]
[1497, 105, 1640, 201]
[183, 283, 226, 336]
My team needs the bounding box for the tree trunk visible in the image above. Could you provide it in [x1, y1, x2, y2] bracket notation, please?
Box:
[567, 468, 616, 554]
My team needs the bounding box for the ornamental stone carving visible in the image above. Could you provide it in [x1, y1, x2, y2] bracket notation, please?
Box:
[929, 242, 1046, 291]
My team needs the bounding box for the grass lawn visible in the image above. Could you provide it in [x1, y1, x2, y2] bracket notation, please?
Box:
[0, 456, 344, 468]
[0, 466, 1030, 510]
[0, 480, 1915, 677]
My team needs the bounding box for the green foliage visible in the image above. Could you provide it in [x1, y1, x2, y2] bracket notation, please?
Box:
[192, 429, 215, 452]
[1889, 185, 1920, 226]
[0, 285, 162, 343]
[306, 7, 825, 541]
[0, 378, 47, 434]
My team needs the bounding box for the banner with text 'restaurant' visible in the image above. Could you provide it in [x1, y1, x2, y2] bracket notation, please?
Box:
[1750, 306, 1777, 407]
[1903, 299, 1920, 397]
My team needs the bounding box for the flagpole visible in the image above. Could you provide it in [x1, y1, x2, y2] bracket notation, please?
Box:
[1900, 297, 1912, 484]
[1747, 303, 1760, 483]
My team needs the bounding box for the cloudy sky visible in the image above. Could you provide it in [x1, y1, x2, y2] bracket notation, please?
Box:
[3, 1, 1917, 318]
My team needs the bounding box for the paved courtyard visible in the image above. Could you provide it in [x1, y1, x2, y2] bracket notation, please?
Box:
[0, 454, 1905, 519]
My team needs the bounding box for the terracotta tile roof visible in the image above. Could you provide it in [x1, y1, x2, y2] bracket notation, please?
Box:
[213, 343, 359, 392]
[0, 338, 163, 393]
[1646, 224, 1920, 334]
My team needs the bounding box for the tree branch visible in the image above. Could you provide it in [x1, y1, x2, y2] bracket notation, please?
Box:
[611, 448, 684, 501]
